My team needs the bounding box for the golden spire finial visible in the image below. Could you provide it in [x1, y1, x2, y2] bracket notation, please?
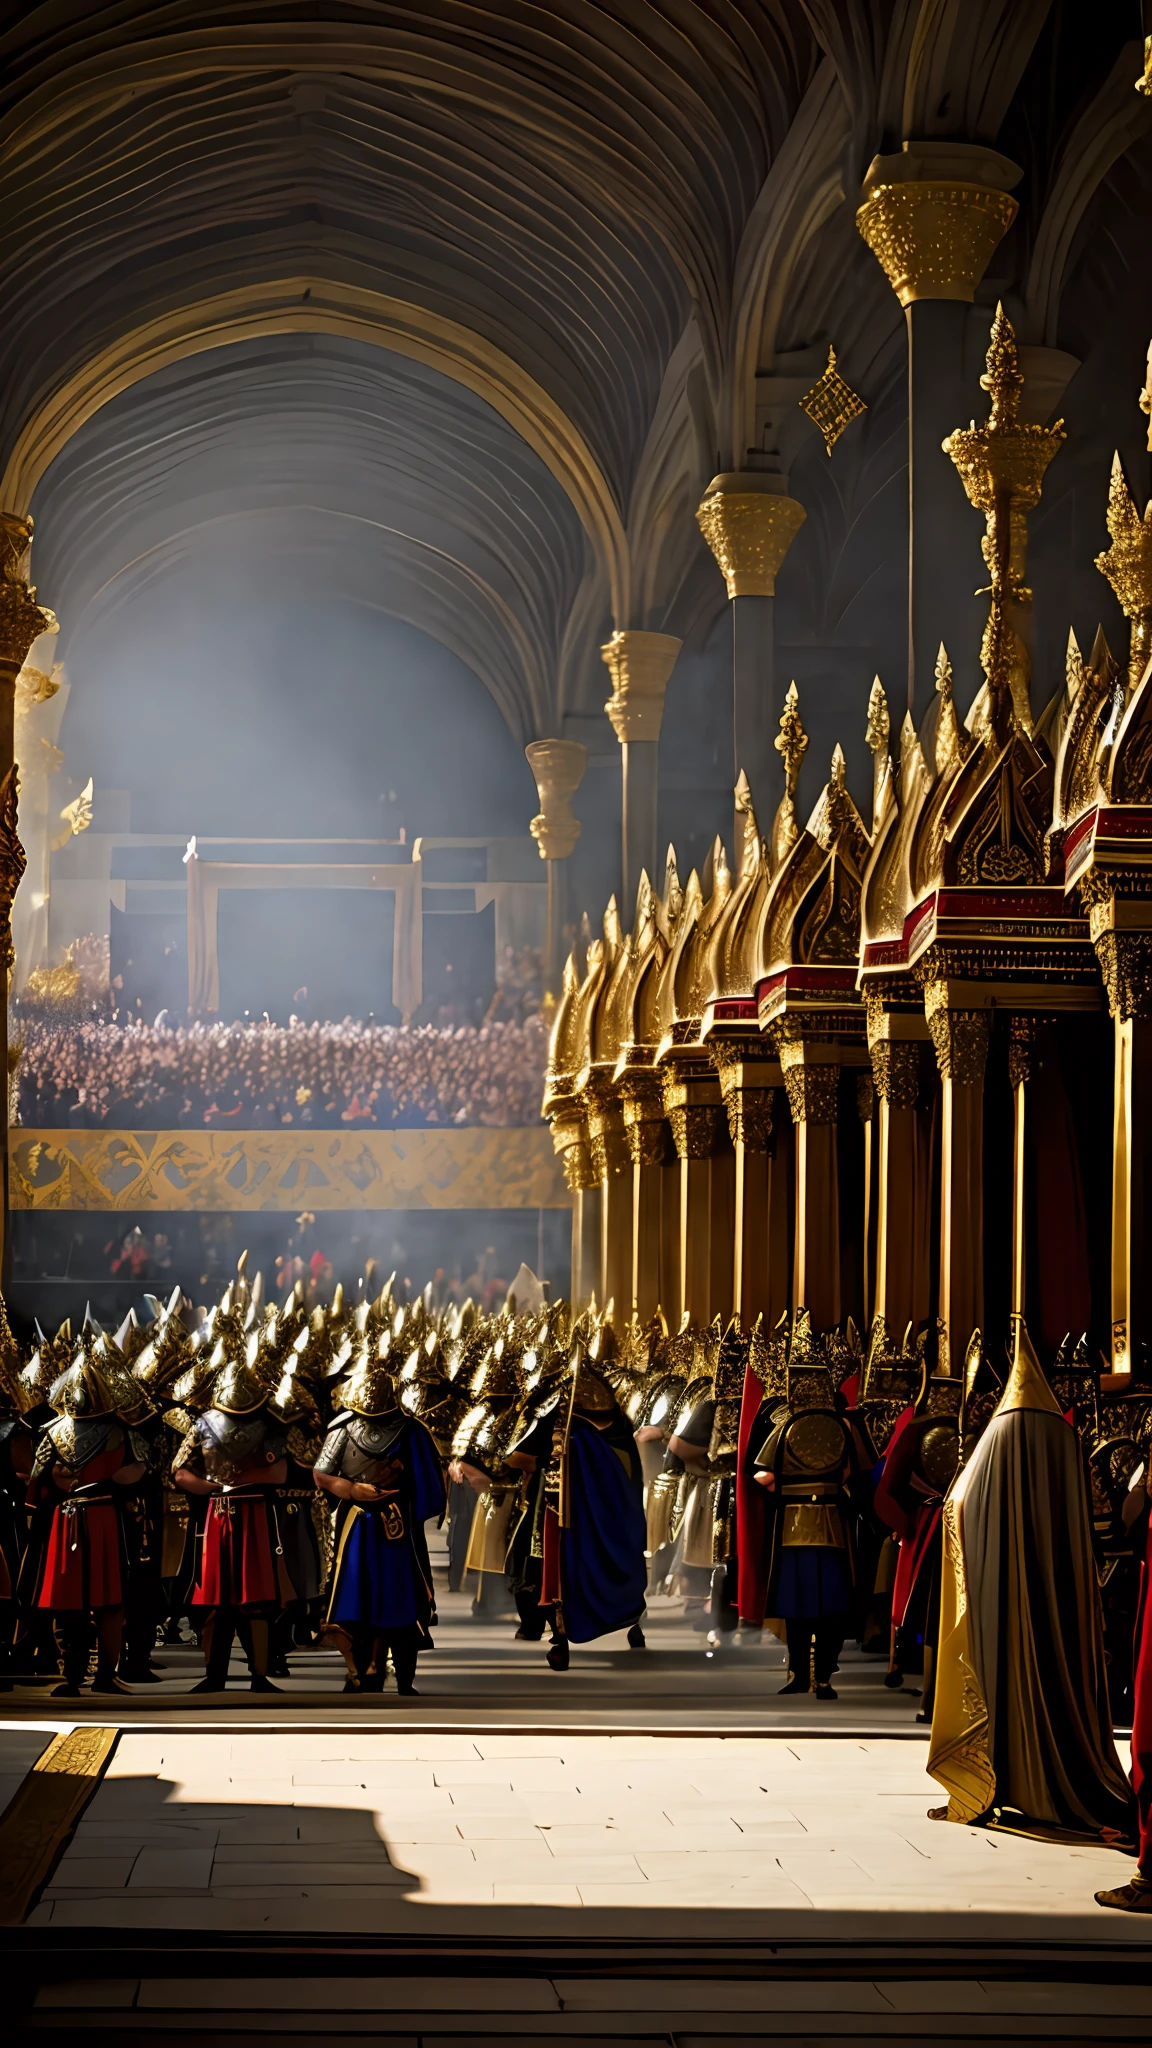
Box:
[603, 895, 621, 948]
[733, 768, 761, 880]
[995, 1315, 1061, 1418]
[771, 682, 808, 864]
[979, 302, 1024, 428]
[865, 675, 889, 756]
[865, 676, 891, 834]
[829, 741, 847, 788]
[662, 844, 683, 925]
[933, 641, 974, 774]
[774, 681, 808, 799]
[1095, 451, 1152, 691]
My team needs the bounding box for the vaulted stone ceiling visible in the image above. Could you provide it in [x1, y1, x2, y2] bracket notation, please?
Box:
[2, 2, 1149, 749]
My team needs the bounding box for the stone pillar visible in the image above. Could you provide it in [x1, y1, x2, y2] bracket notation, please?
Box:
[924, 989, 990, 1375]
[780, 1040, 841, 1332]
[0, 516, 54, 1270]
[856, 141, 1020, 716]
[1091, 913, 1152, 1376]
[663, 1071, 727, 1324]
[584, 1076, 632, 1318]
[695, 476, 806, 834]
[601, 630, 681, 910]
[868, 1023, 931, 1338]
[714, 1052, 783, 1326]
[619, 1069, 669, 1319]
[526, 739, 587, 996]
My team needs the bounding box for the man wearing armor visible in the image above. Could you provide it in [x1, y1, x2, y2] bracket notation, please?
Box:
[25, 1345, 149, 1697]
[752, 1350, 858, 1700]
[172, 1344, 291, 1693]
[314, 1341, 445, 1694]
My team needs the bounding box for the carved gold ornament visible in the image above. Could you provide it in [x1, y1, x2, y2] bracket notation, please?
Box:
[0, 514, 55, 678]
[856, 182, 1017, 306]
[798, 348, 867, 455]
[1094, 454, 1152, 692]
[695, 483, 806, 599]
[944, 307, 1064, 743]
[771, 681, 809, 864]
[601, 630, 682, 744]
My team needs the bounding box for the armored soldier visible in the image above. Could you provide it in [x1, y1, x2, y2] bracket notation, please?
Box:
[172, 1340, 291, 1692]
[0, 1310, 31, 1686]
[752, 1339, 858, 1700]
[314, 1341, 445, 1694]
[874, 1365, 962, 1717]
[25, 1346, 149, 1697]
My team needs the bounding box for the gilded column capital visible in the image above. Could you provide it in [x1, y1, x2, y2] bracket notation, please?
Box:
[601, 630, 681, 745]
[526, 738, 586, 860]
[1007, 1014, 1041, 1089]
[923, 985, 990, 1085]
[1094, 932, 1152, 1024]
[695, 474, 806, 598]
[0, 514, 55, 683]
[778, 1039, 840, 1125]
[619, 1067, 669, 1167]
[666, 1102, 725, 1160]
[870, 1039, 921, 1110]
[1095, 454, 1152, 693]
[548, 1103, 598, 1192]
[581, 1070, 631, 1179]
[856, 144, 1019, 306]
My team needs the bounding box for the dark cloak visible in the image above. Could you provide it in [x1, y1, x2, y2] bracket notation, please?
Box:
[559, 1415, 646, 1644]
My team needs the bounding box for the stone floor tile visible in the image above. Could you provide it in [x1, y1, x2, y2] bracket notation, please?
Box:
[210, 1859, 411, 1888]
[452, 1814, 543, 1838]
[44, 1857, 138, 1890]
[530, 1855, 646, 1884]
[377, 1816, 468, 1845]
[128, 1848, 215, 1889]
[290, 1762, 438, 1785]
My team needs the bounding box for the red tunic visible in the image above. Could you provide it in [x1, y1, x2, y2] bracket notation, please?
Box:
[37, 1443, 127, 1612]
[190, 1490, 286, 1610]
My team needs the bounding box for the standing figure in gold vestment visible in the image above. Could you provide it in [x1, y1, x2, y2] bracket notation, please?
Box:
[928, 1319, 1132, 1843]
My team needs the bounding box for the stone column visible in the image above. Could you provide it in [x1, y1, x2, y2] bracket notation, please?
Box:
[868, 1022, 931, 1338]
[924, 989, 990, 1375]
[1090, 911, 1152, 1376]
[780, 1040, 841, 1332]
[619, 1068, 669, 1319]
[526, 739, 587, 997]
[856, 141, 1020, 715]
[663, 1070, 727, 1324]
[601, 631, 681, 910]
[695, 476, 806, 838]
[0, 516, 54, 1268]
[714, 1051, 784, 1326]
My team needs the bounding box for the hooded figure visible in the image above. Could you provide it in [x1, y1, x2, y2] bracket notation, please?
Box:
[928, 1318, 1132, 1843]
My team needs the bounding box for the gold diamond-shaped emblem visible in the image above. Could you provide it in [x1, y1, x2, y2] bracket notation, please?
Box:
[799, 347, 867, 455]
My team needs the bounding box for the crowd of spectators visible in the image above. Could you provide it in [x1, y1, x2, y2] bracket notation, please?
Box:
[14, 1013, 550, 1130]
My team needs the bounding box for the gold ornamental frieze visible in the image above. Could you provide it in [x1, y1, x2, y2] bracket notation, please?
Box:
[9, 1127, 571, 1213]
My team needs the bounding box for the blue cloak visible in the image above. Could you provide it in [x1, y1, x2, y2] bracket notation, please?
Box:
[560, 1417, 647, 1644]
